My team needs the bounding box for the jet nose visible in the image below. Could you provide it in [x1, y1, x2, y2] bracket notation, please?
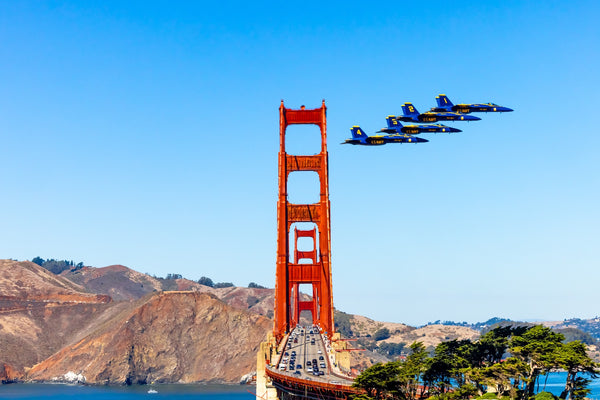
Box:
[450, 127, 462, 133]
[501, 107, 514, 112]
[469, 115, 482, 121]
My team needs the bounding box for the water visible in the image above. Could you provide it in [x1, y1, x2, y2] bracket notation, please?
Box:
[1, 375, 599, 399]
[0, 384, 252, 400]
[539, 372, 600, 399]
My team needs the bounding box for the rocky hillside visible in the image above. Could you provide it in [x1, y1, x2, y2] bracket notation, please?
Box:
[0, 260, 116, 379]
[27, 291, 271, 384]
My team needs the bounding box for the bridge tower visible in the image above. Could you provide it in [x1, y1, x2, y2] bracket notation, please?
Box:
[274, 100, 334, 340]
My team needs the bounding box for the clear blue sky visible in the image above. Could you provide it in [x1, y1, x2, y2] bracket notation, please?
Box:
[1, 1, 598, 326]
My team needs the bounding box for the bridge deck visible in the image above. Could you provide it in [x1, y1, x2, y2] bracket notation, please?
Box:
[268, 326, 360, 399]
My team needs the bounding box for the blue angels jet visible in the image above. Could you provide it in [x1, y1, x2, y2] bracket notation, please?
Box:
[342, 126, 428, 145]
[398, 103, 481, 123]
[377, 116, 462, 135]
[431, 94, 514, 114]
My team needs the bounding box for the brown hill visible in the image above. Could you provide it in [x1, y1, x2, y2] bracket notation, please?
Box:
[0, 260, 108, 303]
[61, 265, 167, 301]
[60, 263, 275, 318]
[0, 260, 116, 377]
[27, 291, 271, 384]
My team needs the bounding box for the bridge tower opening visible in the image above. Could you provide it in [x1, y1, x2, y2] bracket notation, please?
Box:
[274, 100, 334, 340]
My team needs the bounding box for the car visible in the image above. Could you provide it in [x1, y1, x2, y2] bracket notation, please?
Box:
[289, 365, 295, 370]
[307, 367, 313, 373]
[291, 351, 296, 355]
[317, 350, 322, 354]
[320, 362, 326, 368]
[319, 356, 324, 360]
[296, 365, 302, 369]
[294, 371, 301, 375]
[284, 352, 289, 356]
[318, 371, 324, 376]
[306, 361, 311, 366]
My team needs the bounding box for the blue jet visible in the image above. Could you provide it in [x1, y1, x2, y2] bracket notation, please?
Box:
[398, 103, 481, 123]
[342, 126, 428, 145]
[431, 94, 513, 114]
[377, 116, 462, 135]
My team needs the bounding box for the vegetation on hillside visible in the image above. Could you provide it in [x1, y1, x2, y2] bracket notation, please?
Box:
[32, 257, 84, 274]
[353, 325, 598, 400]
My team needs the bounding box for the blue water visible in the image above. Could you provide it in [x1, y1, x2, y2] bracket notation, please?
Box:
[541, 372, 600, 399]
[0, 384, 252, 399]
[1, 375, 599, 399]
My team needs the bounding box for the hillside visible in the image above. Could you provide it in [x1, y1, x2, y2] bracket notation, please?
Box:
[27, 291, 271, 384]
[0, 260, 116, 379]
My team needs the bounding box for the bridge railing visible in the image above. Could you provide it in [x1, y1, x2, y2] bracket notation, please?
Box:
[265, 366, 364, 396]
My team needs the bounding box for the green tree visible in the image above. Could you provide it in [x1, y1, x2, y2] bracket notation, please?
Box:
[213, 282, 234, 288]
[556, 340, 598, 400]
[423, 340, 473, 395]
[374, 327, 391, 341]
[248, 282, 266, 289]
[31, 256, 45, 266]
[353, 362, 400, 400]
[197, 276, 214, 287]
[509, 325, 564, 398]
[398, 342, 429, 400]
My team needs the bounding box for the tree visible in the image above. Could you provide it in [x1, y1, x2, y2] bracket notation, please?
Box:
[423, 340, 472, 395]
[556, 340, 598, 400]
[31, 257, 45, 266]
[398, 342, 429, 400]
[374, 327, 391, 341]
[353, 362, 400, 400]
[197, 276, 214, 287]
[213, 282, 234, 288]
[248, 282, 266, 289]
[509, 325, 565, 398]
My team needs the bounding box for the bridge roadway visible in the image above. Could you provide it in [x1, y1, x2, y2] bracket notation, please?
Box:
[266, 325, 360, 399]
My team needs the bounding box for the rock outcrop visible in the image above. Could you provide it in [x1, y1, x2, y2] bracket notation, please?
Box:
[27, 291, 271, 384]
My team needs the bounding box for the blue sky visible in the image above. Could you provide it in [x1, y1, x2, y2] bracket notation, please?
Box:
[1, 1, 599, 326]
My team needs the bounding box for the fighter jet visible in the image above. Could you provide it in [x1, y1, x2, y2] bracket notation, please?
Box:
[398, 103, 481, 123]
[342, 126, 428, 145]
[431, 94, 513, 114]
[377, 116, 462, 135]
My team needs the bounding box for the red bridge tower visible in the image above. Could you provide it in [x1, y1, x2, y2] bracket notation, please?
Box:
[274, 100, 334, 340]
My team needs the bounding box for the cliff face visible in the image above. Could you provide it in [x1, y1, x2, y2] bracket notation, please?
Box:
[0, 260, 115, 374]
[27, 291, 271, 384]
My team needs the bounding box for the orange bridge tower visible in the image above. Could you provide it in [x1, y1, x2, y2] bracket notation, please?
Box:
[274, 100, 334, 340]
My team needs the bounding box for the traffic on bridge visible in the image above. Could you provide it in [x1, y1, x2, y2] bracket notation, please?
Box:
[271, 325, 353, 386]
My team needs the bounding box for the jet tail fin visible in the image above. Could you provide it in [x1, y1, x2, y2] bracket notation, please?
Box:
[401, 103, 419, 118]
[436, 94, 453, 110]
[386, 115, 402, 130]
[350, 126, 367, 139]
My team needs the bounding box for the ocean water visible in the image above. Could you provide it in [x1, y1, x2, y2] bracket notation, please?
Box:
[540, 372, 600, 399]
[1, 374, 599, 399]
[0, 383, 252, 400]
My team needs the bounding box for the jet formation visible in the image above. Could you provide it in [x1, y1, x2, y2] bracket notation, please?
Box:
[344, 94, 512, 146]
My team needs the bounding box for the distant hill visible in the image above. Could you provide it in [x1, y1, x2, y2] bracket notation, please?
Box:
[423, 317, 600, 343]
